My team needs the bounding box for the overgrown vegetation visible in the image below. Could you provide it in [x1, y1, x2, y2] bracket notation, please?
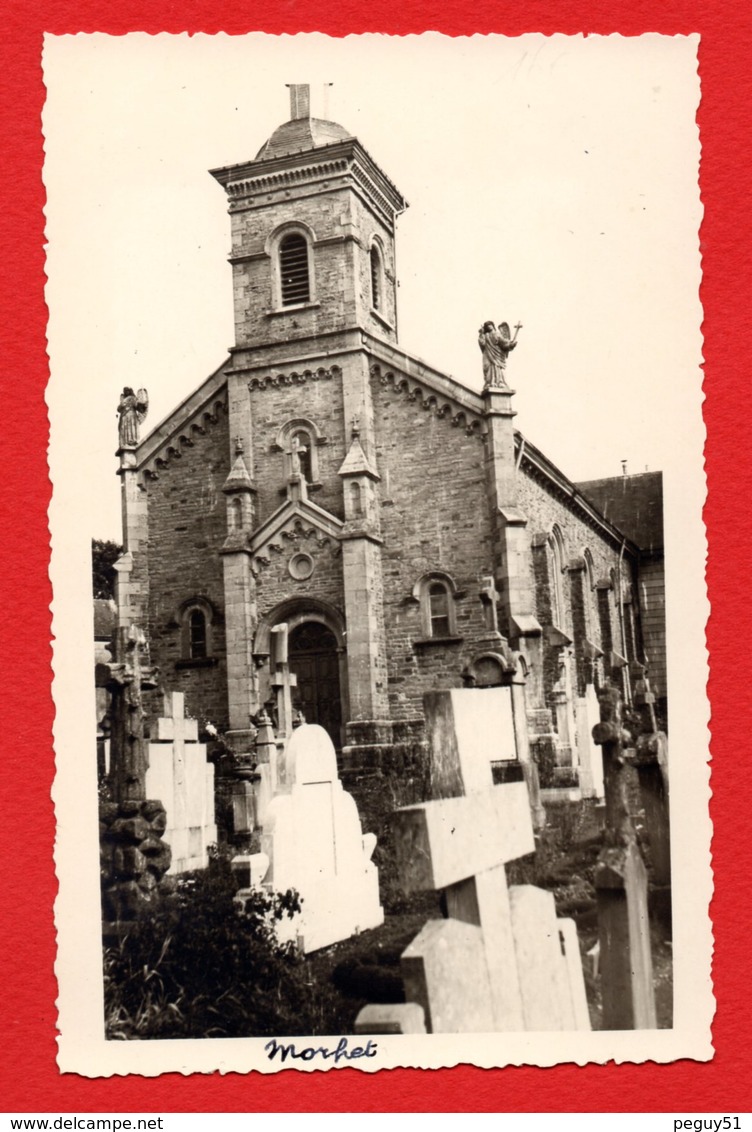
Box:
[92, 538, 123, 600]
[105, 793, 672, 1038]
[104, 857, 317, 1039]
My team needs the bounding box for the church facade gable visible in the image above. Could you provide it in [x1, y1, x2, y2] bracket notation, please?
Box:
[115, 85, 664, 808]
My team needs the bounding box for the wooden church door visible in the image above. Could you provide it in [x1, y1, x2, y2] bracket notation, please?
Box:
[288, 621, 343, 750]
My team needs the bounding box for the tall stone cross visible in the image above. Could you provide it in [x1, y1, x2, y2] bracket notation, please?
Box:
[150, 691, 192, 838]
[357, 689, 589, 1034]
[391, 691, 535, 1031]
[270, 623, 297, 740]
[107, 625, 158, 803]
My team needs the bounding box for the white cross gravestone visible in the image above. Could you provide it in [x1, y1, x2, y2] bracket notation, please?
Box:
[249, 723, 383, 953]
[355, 688, 590, 1034]
[145, 691, 218, 874]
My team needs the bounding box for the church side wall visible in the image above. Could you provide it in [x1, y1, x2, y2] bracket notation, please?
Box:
[515, 465, 641, 769]
[144, 409, 230, 730]
[372, 377, 494, 723]
[516, 465, 639, 643]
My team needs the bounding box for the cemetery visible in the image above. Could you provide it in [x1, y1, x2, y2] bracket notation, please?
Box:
[95, 88, 672, 1042]
[99, 614, 672, 1039]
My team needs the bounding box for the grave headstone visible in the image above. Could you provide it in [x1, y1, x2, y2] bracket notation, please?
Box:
[101, 625, 173, 929]
[146, 691, 218, 874]
[357, 688, 591, 1034]
[256, 723, 383, 953]
[593, 682, 657, 1029]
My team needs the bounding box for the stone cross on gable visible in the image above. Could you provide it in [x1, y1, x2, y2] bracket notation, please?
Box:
[288, 433, 307, 476]
[285, 435, 309, 503]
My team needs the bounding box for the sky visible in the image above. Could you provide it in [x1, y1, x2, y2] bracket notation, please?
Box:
[43, 32, 703, 543]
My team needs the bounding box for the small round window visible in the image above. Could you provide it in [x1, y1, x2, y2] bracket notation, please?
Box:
[288, 552, 315, 581]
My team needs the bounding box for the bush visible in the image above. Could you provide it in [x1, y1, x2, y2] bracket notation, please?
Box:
[104, 858, 317, 1039]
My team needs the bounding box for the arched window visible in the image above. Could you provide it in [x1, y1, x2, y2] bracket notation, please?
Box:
[582, 548, 598, 641]
[412, 572, 460, 640]
[349, 481, 363, 517]
[230, 496, 243, 530]
[275, 417, 326, 489]
[548, 527, 567, 629]
[428, 581, 451, 637]
[291, 429, 313, 483]
[279, 232, 310, 306]
[177, 598, 217, 667]
[189, 609, 207, 660]
[370, 243, 382, 311]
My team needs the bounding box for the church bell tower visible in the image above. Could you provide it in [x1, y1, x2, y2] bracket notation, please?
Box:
[210, 84, 407, 352]
[210, 88, 408, 764]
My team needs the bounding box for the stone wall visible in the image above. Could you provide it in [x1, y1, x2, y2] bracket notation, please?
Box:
[372, 372, 494, 723]
[144, 405, 231, 730]
[248, 370, 347, 525]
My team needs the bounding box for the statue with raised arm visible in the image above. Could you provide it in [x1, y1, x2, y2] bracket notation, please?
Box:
[117, 386, 149, 448]
[478, 321, 522, 388]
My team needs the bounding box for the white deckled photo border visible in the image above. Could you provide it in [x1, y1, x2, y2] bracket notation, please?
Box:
[44, 31, 712, 1075]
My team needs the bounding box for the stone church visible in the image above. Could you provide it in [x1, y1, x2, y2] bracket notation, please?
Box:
[114, 85, 665, 801]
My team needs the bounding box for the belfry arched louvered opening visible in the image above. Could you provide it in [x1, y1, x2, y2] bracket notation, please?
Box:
[279, 232, 311, 306]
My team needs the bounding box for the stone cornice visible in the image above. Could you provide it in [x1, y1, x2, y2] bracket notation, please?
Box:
[136, 360, 230, 479]
[250, 498, 344, 567]
[247, 364, 341, 392]
[210, 139, 407, 224]
[366, 333, 484, 412]
[222, 156, 350, 200]
[371, 361, 484, 439]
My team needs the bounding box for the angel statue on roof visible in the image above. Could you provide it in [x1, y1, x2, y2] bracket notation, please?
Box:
[478, 320, 522, 389]
[117, 387, 149, 448]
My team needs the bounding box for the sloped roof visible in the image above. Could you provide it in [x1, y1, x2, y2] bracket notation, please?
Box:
[575, 471, 664, 553]
[255, 117, 353, 160]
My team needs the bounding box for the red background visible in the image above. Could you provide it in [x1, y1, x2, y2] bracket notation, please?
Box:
[1, 0, 749, 1114]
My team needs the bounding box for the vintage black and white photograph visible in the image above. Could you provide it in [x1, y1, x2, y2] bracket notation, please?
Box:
[44, 33, 711, 1074]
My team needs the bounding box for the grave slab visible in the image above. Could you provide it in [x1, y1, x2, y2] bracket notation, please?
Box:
[354, 1003, 427, 1035]
[558, 916, 591, 1030]
[401, 918, 495, 1033]
[509, 885, 575, 1030]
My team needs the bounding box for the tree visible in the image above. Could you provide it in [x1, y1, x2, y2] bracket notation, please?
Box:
[92, 539, 123, 599]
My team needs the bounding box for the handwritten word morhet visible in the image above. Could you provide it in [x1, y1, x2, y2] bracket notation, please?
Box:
[264, 1037, 378, 1065]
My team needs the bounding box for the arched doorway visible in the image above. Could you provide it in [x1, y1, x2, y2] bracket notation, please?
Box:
[288, 621, 343, 749]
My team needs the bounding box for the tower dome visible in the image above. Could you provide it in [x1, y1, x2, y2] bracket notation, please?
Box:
[255, 117, 352, 160]
[255, 85, 353, 160]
